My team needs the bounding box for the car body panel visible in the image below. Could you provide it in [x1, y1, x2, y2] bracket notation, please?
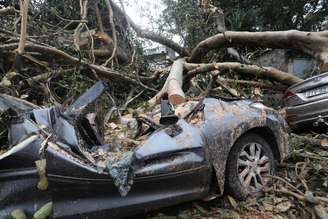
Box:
[285, 72, 328, 130]
[201, 98, 290, 193]
[0, 82, 290, 218]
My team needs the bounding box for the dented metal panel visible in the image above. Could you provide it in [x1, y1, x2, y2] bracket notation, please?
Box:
[0, 81, 290, 218]
[202, 98, 290, 194]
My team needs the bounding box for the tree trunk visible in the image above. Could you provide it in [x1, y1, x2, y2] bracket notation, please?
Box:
[149, 58, 186, 106]
[189, 30, 328, 69]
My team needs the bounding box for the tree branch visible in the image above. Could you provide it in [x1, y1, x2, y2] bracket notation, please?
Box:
[184, 62, 303, 86]
[113, 0, 190, 57]
[17, 0, 29, 55]
[189, 30, 328, 66]
[103, 0, 117, 66]
[94, 1, 104, 32]
[2, 43, 139, 85]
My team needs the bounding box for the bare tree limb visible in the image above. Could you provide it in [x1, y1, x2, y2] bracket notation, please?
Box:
[2, 43, 139, 85]
[17, 0, 29, 55]
[94, 1, 104, 32]
[215, 75, 240, 97]
[103, 0, 117, 66]
[189, 30, 328, 67]
[184, 62, 303, 86]
[113, 0, 190, 57]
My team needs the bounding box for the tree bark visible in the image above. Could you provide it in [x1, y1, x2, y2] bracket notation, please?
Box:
[94, 49, 128, 63]
[184, 62, 303, 86]
[17, 0, 29, 55]
[189, 30, 328, 68]
[149, 58, 186, 106]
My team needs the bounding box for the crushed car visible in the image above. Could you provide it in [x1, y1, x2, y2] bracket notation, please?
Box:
[0, 81, 290, 219]
[285, 72, 328, 132]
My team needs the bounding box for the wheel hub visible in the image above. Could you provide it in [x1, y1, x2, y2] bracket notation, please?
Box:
[237, 143, 270, 190]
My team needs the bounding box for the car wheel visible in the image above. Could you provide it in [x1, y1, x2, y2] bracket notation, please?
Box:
[226, 133, 275, 200]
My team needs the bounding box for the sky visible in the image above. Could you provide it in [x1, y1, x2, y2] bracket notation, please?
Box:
[114, 0, 181, 48]
[117, 0, 165, 29]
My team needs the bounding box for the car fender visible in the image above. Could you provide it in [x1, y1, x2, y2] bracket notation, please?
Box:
[202, 98, 290, 194]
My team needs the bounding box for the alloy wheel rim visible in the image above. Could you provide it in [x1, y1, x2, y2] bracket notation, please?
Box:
[237, 143, 271, 191]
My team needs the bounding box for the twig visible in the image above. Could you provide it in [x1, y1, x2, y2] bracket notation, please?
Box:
[266, 175, 304, 195]
[120, 89, 145, 112]
[215, 75, 240, 97]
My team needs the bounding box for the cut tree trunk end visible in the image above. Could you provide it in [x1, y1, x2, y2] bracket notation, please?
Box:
[149, 58, 186, 106]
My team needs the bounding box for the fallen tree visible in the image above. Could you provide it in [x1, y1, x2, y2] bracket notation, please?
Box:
[189, 30, 328, 67]
[0, 0, 325, 109]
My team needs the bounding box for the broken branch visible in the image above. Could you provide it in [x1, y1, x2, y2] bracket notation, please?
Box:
[2, 43, 139, 85]
[184, 62, 303, 86]
[113, 1, 189, 57]
[189, 30, 328, 68]
[149, 58, 186, 106]
[18, 0, 29, 54]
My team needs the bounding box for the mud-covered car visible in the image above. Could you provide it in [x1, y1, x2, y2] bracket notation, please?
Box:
[284, 72, 328, 131]
[0, 81, 290, 219]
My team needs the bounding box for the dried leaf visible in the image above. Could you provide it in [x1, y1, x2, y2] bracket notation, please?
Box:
[33, 202, 53, 219]
[227, 195, 238, 209]
[0, 77, 11, 87]
[254, 87, 262, 96]
[108, 122, 119, 130]
[274, 201, 292, 213]
[35, 159, 48, 191]
[11, 209, 27, 219]
[321, 138, 328, 147]
[263, 202, 274, 211]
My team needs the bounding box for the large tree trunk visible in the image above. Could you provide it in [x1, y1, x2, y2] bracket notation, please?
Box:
[189, 30, 328, 68]
[149, 58, 186, 106]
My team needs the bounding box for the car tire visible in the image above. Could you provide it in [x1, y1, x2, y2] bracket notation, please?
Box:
[225, 133, 275, 200]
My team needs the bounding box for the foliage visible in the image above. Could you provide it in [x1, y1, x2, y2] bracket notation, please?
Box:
[159, 0, 328, 49]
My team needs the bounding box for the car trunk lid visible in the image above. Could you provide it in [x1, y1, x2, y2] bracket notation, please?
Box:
[285, 72, 328, 106]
